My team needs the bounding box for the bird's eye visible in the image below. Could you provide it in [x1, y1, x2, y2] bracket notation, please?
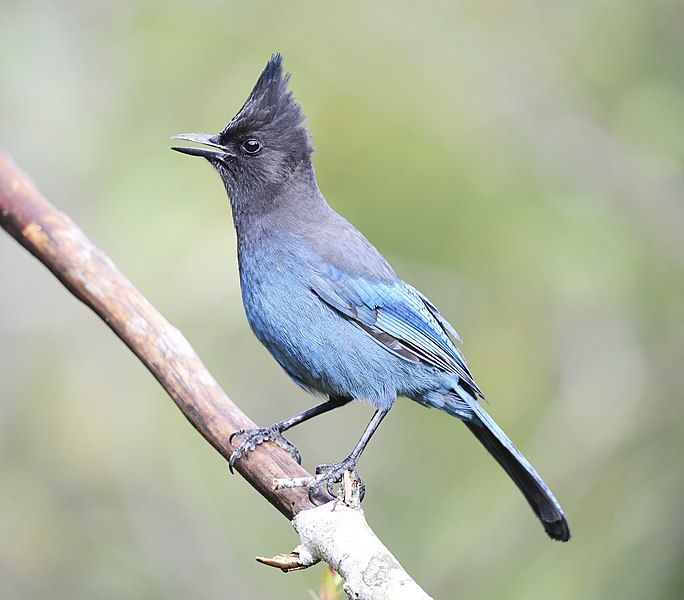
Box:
[242, 139, 262, 155]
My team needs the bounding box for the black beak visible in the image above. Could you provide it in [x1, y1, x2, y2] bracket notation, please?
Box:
[170, 133, 235, 161]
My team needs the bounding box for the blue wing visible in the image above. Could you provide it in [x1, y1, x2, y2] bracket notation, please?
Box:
[310, 266, 483, 398]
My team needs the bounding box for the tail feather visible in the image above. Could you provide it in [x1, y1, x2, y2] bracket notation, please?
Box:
[448, 395, 570, 541]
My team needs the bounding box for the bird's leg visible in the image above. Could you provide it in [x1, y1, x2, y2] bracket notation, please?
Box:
[309, 408, 389, 502]
[228, 395, 352, 472]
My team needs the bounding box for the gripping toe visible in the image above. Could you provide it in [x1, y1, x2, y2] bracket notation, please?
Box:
[228, 425, 301, 473]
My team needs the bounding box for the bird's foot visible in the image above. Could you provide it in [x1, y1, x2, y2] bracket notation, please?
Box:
[228, 425, 301, 473]
[308, 457, 366, 504]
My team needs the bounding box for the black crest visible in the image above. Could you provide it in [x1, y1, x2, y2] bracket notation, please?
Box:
[223, 54, 312, 154]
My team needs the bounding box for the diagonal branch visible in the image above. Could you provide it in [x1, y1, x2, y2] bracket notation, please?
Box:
[0, 148, 312, 519]
[0, 149, 433, 600]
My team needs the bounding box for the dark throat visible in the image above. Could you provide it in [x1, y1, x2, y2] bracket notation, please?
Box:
[228, 163, 331, 248]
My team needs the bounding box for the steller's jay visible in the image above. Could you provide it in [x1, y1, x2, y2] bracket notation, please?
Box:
[172, 54, 570, 541]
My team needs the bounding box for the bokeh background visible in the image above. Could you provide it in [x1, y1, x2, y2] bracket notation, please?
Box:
[2, 1, 683, 598]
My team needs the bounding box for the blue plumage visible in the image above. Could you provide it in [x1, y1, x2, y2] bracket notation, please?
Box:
[172, 53, 570, 541]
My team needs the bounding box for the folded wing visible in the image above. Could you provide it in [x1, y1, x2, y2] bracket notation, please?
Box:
[310, 267, 483, 398]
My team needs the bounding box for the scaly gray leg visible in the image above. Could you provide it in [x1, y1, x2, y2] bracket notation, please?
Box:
[228, 395, 352, 472]
[309, 408, 389, 502]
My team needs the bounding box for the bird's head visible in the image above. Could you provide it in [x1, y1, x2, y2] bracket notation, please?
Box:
[172, 54, 313, 203]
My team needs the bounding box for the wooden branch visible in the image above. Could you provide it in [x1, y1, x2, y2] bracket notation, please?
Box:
[0, 149, 313, 519]
[0, 149, 433, 600]
[293, 503, 431, 600]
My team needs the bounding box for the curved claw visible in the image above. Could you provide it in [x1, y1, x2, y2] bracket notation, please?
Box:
[229, 429, 246, 445]
[228, 425, 301, 474]
[356, 475, 367, 502]
[307, 487, 316, 505]
[308, 460, 365, 503]
[277, 437, 302, 465]
[307, 485, 328, 506]
[228, 447, 242, 474]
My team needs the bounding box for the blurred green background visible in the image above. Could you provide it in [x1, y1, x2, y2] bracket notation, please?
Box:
[1, 1, 683, 598]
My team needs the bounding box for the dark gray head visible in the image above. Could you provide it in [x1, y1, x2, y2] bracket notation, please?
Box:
[172, 54, 314, 209]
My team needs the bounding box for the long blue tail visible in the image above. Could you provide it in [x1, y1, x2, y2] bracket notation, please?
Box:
[447, 393, 570, 541]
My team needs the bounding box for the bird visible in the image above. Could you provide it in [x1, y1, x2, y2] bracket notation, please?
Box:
[171, 53, 570, 541]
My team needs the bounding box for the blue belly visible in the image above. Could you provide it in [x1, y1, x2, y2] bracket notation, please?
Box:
[240, 269, 457, 410]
